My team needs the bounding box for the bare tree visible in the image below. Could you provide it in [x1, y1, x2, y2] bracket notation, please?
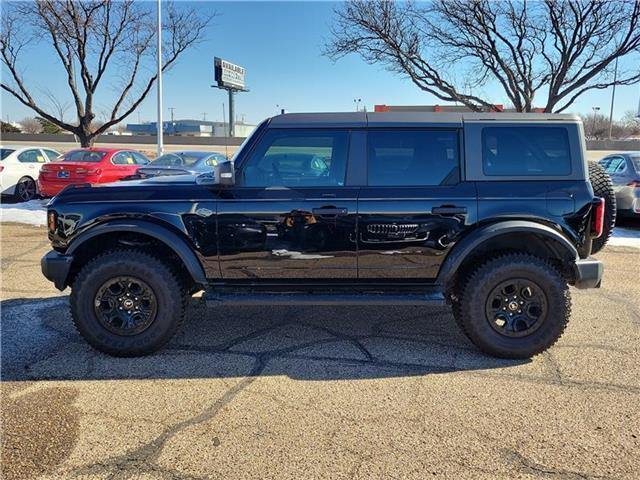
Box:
[19, 117, 42, 134]
[1, 1, 213, 146]
[326, 0, 640, 113]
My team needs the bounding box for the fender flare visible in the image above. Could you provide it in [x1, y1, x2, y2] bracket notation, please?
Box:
[67, 219, 207, 287]
[436, 220, 578, 286]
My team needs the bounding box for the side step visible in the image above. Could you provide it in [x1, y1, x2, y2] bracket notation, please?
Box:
[204, 292, 446, 307]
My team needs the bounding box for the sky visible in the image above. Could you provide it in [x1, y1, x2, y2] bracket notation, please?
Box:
[1, 1, 639, 126]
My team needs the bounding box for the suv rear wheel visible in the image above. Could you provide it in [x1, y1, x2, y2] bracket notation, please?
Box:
[457, 253, 570, 359]
[70, 249, 186, 356]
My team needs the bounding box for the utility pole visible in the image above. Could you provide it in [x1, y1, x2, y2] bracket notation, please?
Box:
[591, 106, 600, 139]
[169, 107, 175, 123]
[608, 57, 618, 140]
[202, 112, 207, 121]
[156, 0, 163, 157]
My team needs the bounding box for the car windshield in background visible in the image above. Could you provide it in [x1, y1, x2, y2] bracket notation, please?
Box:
[150, 152, 209, 167]
[1, 148, 16, 160]
[63, 150, 107, 162]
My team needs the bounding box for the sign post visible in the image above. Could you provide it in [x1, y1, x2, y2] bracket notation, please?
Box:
[213, 57, 248, 137]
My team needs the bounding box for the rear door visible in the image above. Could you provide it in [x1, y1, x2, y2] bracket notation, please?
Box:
[357, 128, 477, 279]
[216, 128, 359, 280]
[16, 148, 45, 181]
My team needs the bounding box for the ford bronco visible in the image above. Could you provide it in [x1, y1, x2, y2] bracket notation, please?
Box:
[41, 112, 614, 358]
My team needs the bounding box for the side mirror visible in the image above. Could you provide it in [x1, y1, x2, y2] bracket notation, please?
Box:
[196, 161, 235, 186]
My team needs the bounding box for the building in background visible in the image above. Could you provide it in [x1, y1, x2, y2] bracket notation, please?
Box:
[374, 104, 546, 113]
[126, 119, 256, 137]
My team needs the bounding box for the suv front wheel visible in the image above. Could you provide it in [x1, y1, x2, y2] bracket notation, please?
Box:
[456, 253, 570, 359]
[70, 249, 186, 357]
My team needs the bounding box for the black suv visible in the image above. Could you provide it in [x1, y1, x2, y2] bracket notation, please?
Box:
[41, 112, 613, 359]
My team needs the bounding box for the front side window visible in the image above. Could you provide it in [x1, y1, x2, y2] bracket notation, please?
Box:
[367, 129, 459, 186]
[241, 129, 349, 187]
[599, 156, 626, 174]
[482, 127, 571, 176]
[112, 152, 136, 165]
[131, 152, 150, 165]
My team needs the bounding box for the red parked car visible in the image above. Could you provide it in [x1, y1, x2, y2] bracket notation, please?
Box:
[38, 148, 150, 197]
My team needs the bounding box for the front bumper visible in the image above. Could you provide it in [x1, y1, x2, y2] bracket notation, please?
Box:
[573, 256, 603, 289]
[41, 250, 74, 291]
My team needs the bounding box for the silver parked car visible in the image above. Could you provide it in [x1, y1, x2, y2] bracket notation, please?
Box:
[134, 151, 228, 179]
[598, 152, 640, 218]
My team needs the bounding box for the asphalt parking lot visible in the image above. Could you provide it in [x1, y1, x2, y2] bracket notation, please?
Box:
[1, 222, 639, 479]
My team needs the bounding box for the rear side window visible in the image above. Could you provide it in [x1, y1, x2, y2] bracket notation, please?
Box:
[42, 149, 60, 161]
[367, 129, 459, 186]
[482, 127, 571, 176]
[64, 150, 107, 162]
[1, 148, 16, 160]
[631, 156, 640, 173]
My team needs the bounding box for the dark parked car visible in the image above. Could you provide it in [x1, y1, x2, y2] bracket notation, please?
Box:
[598, 152, 640, 218]
[42, 112, 613, 359]
[132, 151, 227, 179]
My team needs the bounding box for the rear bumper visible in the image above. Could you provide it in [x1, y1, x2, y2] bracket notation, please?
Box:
[573, 257, 603, 289]
[41, 250, 73, 291]
[37, 180, 67, 198]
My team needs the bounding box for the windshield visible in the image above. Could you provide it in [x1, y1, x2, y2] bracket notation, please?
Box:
[150, 152, 209, 167]
[63, 150, 107, 162]
[0, 148, 15, 160]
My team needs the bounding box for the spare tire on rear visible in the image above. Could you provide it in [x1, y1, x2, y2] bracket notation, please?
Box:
[588, 162, 616, 254]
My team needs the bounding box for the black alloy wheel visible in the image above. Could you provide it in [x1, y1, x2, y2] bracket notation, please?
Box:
[93, 276, 158, 336]
[15, 177, 37, 202]
[485, 279, 548, 338]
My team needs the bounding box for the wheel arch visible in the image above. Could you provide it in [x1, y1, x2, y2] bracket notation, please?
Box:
[438, 220, 579, 291]
[66, 219, 207, 290]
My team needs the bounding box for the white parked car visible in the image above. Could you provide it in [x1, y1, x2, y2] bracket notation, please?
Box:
[0, 145, 60, 202]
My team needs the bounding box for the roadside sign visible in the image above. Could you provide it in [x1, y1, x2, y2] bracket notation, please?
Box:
[214, 57, 246, 90]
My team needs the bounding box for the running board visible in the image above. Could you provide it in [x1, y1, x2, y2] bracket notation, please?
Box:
[204, 292, 446, 307]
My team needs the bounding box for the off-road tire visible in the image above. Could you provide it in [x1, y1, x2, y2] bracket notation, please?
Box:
[457, 253, 570, 359]
[589, 162, 616, 254]
[70, 249, 186, 357]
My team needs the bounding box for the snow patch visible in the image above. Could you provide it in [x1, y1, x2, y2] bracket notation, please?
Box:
[0, 199, 48, 226]
[609, 226, 640, 248]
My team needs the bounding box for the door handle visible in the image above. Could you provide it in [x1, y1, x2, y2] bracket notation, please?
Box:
[312, 207, 348, 216]
[432, 206, 467, 215]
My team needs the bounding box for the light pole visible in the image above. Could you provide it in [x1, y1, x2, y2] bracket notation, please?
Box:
[156, 0, 163, 157]
[353, 98, 362, 112]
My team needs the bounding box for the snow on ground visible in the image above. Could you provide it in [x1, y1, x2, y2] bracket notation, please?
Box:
[609, 226, 640, 248]
[0, 199, 48, 227]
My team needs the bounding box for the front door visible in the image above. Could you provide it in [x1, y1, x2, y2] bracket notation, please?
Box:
[218, 128, 358, 280]
[357, 128, 477, 279]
